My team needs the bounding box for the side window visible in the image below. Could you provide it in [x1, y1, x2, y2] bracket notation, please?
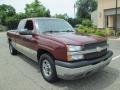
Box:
[24, 20, 34, 30]
[18, 20, 26, 31]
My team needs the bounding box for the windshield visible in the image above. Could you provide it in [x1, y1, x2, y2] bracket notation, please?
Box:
[37, 19, 74, 33]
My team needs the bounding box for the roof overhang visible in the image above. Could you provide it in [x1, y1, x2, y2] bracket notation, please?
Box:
[104, 8, 120, 16]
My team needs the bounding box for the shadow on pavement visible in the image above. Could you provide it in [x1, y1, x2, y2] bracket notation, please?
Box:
[17, 53, 119, 90]
[17, 53, 39, 71]
[54, 67, 119, 90]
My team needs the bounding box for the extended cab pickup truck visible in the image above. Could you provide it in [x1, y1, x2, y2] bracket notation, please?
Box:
[7, 18, 113, 82]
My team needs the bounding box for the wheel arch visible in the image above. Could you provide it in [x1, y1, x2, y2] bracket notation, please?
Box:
[37, 49, 55, 62]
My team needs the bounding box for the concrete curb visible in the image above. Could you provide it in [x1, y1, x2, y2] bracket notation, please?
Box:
[108, 38, 120, 40]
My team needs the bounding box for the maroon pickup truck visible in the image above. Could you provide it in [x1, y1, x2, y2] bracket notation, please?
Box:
[7, 18, 113, 82]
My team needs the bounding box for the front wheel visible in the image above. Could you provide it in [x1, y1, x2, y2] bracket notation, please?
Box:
[9, 42, 17, 55]
[39, 54, 58, 83]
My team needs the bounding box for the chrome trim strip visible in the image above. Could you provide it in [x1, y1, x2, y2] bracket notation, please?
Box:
[68, 45, 108, 55]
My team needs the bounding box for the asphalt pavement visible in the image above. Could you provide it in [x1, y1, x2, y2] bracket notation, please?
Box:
[0, 32, 120, 90]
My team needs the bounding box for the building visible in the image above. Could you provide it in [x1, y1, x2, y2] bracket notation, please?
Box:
[91, 10, 98, 27]
[92, 0, 120, 30]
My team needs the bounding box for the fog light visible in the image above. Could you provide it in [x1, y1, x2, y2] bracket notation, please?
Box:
[67, 54, 84, 61]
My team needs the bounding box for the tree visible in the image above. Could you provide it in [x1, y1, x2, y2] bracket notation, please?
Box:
[0, 4, 16, 25]
[5, 13, 27, 29]
[25, 0, 50, 17]
[53, 13, 69, 20]
[67, 18, 82, 27]
[0, 1, 51, 29]
[76, 0, 97, 19]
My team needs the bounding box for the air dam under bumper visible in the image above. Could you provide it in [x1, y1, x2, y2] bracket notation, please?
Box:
[55, 51, 113, 80]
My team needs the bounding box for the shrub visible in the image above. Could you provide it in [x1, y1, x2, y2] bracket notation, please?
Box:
[76, 28, 86, 33]
[110, 30, 115, 36]
[76, 27, 115, 37]
[81, 19, 93, 27]
[116, 31, 120, 37]
[94, 30, 106, 36]
[77, 26, 97, 34]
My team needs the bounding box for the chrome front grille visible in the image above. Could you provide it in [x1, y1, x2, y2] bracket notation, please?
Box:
[83, 41, 107, 50]
[84, 49, 107, 60]
[83, 41, 108, 60]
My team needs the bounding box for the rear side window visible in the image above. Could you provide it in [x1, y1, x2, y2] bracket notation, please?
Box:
[18, 20, 26, 30]
[24, 20, 34, 30]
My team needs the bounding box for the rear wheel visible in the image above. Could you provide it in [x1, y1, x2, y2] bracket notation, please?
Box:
[39, 54, 58, 83]
[9, 42, 17, 55]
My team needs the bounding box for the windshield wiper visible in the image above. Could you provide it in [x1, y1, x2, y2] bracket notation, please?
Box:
[43, 30, 74, 33]
[43, 31, 60, 33]
[61, 30, 74, 32]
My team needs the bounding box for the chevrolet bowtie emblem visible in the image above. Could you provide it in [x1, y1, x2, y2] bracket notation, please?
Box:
[96, 47, 102, 52]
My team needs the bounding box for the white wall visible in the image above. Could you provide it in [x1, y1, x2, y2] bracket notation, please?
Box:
[91, 10, 98, 26]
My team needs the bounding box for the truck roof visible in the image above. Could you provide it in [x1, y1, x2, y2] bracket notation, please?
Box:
[22, 17, 63, 21]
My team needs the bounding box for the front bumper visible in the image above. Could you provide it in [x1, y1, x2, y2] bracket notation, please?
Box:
[55, 51, 113, 80]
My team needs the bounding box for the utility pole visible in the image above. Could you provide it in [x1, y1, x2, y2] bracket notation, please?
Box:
[74, 4, 76, 18]
[115, 0, 118, 36]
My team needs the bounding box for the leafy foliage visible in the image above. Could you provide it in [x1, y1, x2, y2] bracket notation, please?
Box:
[76, 0, 97, 19]
[76, 27, 115, 37]
[0, 0, 50, 30]
[116, 31, 120, 37]
[5, 13, 27, 29]
[25, 0, 50, 17]
[53, 14, 68, 19]
[67, 18, 82, 27]
[0, 4, 16, 25]
[52, 14, 82, 27]
[81, 19, 93, 27]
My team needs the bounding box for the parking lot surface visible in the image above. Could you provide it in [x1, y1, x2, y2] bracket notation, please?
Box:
[0, 32, 120, 90]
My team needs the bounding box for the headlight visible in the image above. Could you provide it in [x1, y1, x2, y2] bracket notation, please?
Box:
[67, 45, 82, 52]
[66, 45, 84, 61]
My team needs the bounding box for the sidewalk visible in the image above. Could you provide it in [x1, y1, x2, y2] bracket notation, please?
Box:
[109, 38, 120, 40]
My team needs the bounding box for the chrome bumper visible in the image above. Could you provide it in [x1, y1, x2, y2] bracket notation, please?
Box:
[55, 52, 112, 80]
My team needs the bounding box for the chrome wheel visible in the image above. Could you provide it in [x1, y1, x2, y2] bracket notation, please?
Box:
[42, 59, 52, 77]
[40, 54, 58, 82]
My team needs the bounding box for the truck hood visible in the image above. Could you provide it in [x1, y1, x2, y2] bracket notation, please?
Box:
[43, 32, 106, 45]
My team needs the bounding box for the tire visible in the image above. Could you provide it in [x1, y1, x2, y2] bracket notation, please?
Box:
[9, 42, 17, 55]
[39, 54, 58, 83]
